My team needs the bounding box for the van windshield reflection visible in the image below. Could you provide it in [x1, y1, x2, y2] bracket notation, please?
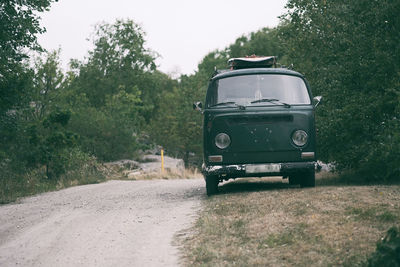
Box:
[209, 74, 311, 107]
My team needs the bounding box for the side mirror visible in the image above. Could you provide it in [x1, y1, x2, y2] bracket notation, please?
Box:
[313, 96, 322, 108]
[193, 101, 203, 112]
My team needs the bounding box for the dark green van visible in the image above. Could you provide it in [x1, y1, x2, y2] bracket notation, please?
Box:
[194, 56, 322, 195]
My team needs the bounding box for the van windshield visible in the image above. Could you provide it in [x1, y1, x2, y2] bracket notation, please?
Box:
[208, 74, 311, 107]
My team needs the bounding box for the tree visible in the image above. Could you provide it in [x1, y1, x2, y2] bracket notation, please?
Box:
[1, 0, 58, 166]
[64, 19, 174, 160]
[28, 50, 64, 121]
[228, 28, 284, 59]
[279, 0, 400, 180]
[148, 84, 203, 167]
[0, 0, 58, 115]
[73, 19, 157, 108]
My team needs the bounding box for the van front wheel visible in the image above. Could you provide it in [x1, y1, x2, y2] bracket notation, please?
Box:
[300, 170, 315, 187]
[205, 175, 219, 196]
[289, 175, 300, 185]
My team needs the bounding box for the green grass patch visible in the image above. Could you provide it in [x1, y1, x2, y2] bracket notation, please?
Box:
[377, 211, 398, 223]
[260, 223, 308, 248]
[346, 207, 399, 223]
[346, 207, 378, 220]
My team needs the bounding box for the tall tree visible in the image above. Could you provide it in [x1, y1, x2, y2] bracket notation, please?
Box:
[1, 0, 58, 165]
[279, 0, 400, 179]
[228, 28, 284, 59]
[29, 50, 64, 121]
[74, 19, 157, 108]
[0, 0, 58, 114]
[64, 19, 174, 160]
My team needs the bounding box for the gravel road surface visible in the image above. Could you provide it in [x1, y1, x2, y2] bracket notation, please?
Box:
[0, 179, 205, 266]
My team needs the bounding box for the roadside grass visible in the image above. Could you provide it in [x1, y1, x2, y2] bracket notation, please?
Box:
[0, 161, 105, 204]
[316, 171, 400, 186]
[134, 168, 202, 180]
[181, 173, 400, 266]
[1, 155, 200, 204]
[109, 167, 202, 181]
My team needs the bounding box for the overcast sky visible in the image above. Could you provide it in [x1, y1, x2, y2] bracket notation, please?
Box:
[37, 0, 287, 75]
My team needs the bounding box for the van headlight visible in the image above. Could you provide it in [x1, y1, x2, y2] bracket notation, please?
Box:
[215, 133, 231, 149]
[292, 130, 308, 147]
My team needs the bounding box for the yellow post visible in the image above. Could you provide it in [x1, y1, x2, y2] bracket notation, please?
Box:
[161, 148, 165, 173]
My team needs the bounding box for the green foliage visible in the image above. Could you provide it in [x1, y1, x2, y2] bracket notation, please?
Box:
[0, 0, 57, 117]
[0, 63, 34, 118]
[0, 47, 105, 203]
[279, 0, 400, 180]
[0, 0, 57, 63]
[40, 109, 78, 178]
[1, 13, 172, 201]
[228, 28, 284, 60]
[29, 50, 65, 120]
[73, 19, 156, 108]
[68, 106, 138, 161]
[367, 227, 400, 267]
[63, 19, 172, 160]
[3, 0, 399, 201]
[104, 86, 142, 124]
[149, 85, 203, 166]
[0, 147, 105, 204]
[56, 147, 105, 186]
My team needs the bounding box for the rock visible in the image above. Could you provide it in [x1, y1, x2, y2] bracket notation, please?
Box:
[316, 160, 335, 172]
[127, 171, 142, 179]
[104, 160, 140, 170]
[140, 155, 184, 173]
[104, 155, 185, 178]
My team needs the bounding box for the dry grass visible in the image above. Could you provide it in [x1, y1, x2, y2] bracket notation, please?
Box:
[128, 168, 203, 180]
[181, 173, 400, 266]
[107, 167, 203, 181]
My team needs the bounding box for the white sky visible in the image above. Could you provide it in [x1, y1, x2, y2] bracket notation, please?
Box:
[37, 0, 287, 75]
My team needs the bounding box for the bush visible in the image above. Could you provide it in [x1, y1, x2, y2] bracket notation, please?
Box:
[58, 147, 105, 186]
[68, 107, 139, 161]
[279, 0, 400, 182]
[0, 148, 105, 204]
[367, 227, 400, 267]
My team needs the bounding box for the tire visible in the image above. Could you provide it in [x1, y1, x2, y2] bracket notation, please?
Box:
[289, 175, 300, 185]
[300, 170, 315, 188]
[205, 175, 219, 196]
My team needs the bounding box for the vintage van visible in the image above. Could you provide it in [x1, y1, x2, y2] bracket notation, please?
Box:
[193, 56, 322, 195]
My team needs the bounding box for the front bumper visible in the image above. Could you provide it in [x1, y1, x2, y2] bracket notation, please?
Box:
[202, 162, 315, 179]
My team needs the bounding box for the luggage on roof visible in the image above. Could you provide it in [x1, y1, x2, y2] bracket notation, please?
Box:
[228, 56, 276, 70]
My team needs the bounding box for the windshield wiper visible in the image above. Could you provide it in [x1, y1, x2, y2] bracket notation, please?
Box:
[210, 102, 246, 110]
[250, 98, 291, 108]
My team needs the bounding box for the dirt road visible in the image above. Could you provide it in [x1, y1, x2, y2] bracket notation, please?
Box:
[0, 179, 205, 266]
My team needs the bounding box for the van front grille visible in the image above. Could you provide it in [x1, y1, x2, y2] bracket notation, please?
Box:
[227, 115, 293, 125]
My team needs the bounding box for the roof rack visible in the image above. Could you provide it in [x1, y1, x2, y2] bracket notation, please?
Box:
[228, 56, 277, 70]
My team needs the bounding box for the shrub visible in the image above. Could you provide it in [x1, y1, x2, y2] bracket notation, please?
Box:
[0, 148, 104, 204]
[367, 227, 400, 267]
